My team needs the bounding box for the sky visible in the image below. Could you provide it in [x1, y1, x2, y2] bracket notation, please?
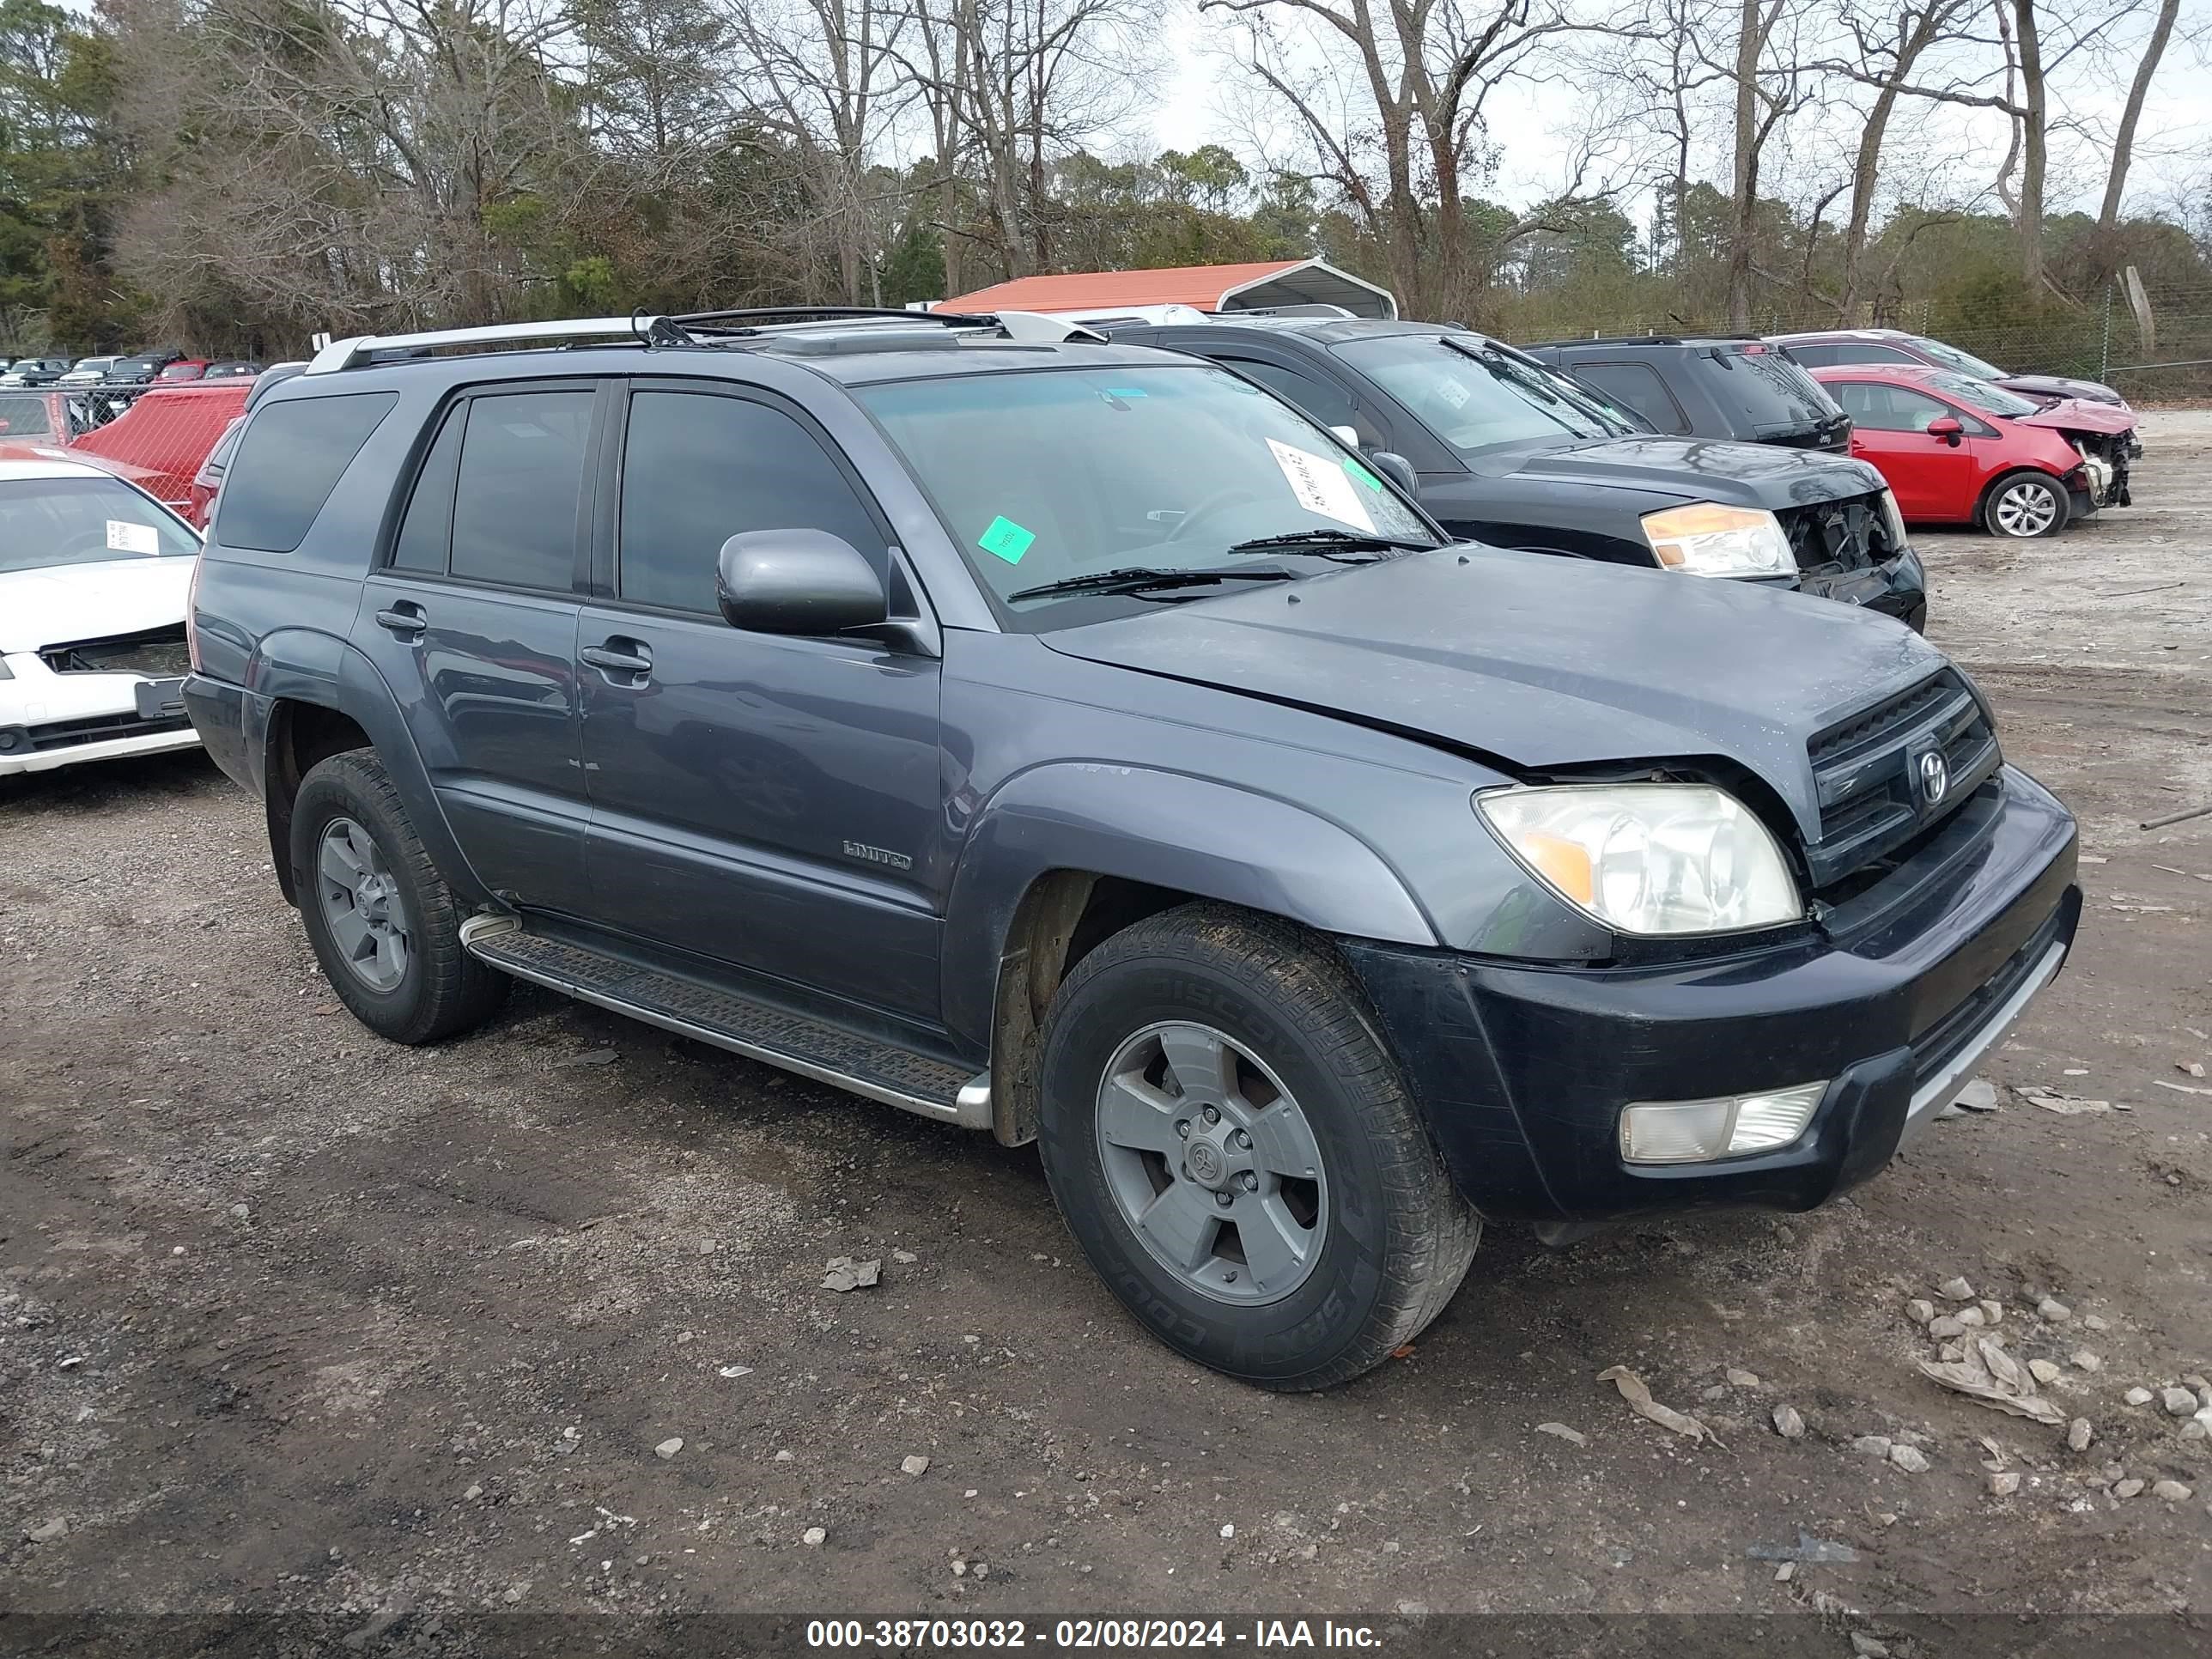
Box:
[1144, 0, 2211, 226]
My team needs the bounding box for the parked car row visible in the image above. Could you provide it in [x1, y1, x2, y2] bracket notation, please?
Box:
[0, 349, 267, 388]
[1523, 327, 2142, 541]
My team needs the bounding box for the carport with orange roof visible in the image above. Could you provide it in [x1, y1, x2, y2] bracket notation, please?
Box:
[934, 258, 1396, 320]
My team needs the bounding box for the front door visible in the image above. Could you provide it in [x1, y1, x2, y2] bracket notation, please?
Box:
[356, 381, 603, 912]
[1831, 380, 1979, 522]
[575, 381, 945, 1024]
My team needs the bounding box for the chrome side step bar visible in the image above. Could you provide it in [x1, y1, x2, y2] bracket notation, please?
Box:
[460, 915, 991, 1131]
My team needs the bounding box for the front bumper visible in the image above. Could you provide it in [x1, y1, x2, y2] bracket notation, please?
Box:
[1, 655, 201, 775]
[1342, 764, 2078, 1222]
[1796, 547, 1926, 631]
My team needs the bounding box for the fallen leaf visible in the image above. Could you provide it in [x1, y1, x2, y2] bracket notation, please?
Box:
[1597, 1365, 1714, 1443]
[1390, 1343, 1416, 1359]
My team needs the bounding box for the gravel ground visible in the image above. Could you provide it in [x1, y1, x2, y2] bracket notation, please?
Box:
[3, 414, 2209, 1647]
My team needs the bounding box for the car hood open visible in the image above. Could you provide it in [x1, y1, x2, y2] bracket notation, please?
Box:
[1040, 545, 1946, 845]
[1487, 434, 1883, 508]
[0, 557, 196, 655]
[2008, 398, 2136, 437]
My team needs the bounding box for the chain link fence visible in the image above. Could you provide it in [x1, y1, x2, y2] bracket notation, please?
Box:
[1505, 285, 2212, 404]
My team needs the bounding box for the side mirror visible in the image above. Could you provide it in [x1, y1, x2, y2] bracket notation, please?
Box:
[1925, 416, 1964, 447]
[716, 530, 887, 636]
[1366, 451, 1419, 494]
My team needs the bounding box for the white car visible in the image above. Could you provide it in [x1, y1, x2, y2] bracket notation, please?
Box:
[0, 456, 204, 775]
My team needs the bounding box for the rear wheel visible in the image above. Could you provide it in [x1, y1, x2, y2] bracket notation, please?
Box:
[1980, 471, 2068, 539]
[1036, 903, 1479, 1389]
[290, 749, 507, 1044]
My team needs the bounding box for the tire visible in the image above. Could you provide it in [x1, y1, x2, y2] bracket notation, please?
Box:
[1980, 471, 2068, 539]
[289, 748, 507, 1045]
[1036, 902, 1479, 1389]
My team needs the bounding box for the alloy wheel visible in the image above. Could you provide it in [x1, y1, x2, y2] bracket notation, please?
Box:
[317, 817, 410, 993]
[1094, 1021, 1328, 1304]
[1992, 480, 2059, 537]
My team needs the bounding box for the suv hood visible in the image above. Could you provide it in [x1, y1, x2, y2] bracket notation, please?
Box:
[2008, 398, 2136, 436]
[1041, 545, 1944, 845]
[1486, 434, 1882, 508]
[0, 557, 195, 654]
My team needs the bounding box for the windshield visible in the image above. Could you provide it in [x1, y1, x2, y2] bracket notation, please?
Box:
[0, 477, 200, 573]
[1908, 337, 2007, 380]
[856, 363, 1437, 628]
[1921, 371, 2039, 417]
[1333, 333, 1632, 451]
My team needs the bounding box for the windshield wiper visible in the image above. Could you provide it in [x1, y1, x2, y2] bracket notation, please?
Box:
[1226, 528, 1432, 557]
[1006, 565, 1297, 603]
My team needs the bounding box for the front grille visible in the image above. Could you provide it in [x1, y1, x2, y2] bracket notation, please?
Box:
[1804, 670, 2000, 890]
[15, 711, 191, 752]
[1775, 490, 1899, 574]
[39, 624, 190, 678]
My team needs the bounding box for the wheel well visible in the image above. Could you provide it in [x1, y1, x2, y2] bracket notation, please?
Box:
[986, 872, 1218, 1146]
[264, 702, 372, 904]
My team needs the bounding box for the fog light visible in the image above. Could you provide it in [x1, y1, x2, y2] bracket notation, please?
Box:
[1620, 1082, 1826, 1164]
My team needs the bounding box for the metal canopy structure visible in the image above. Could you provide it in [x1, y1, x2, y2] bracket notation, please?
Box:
[936, 259, 1398, 320]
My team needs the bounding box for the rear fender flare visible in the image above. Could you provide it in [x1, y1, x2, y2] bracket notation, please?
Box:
[252, 629, 490, 910]
[940, 763, 1439, 1049]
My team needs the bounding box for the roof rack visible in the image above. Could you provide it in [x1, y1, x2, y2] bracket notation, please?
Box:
[303, 307, 1103, 375]
[1524, 333, 1761, 349]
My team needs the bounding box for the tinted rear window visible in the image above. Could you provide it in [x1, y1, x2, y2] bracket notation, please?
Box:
[218, 392, 398, 552]
[0, 393, 54, 437]
[1701, 347, 1840, 434]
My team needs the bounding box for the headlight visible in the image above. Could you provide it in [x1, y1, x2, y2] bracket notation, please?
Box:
[1876, 487, 1910, 551]
[1475, 783, 1802, 936]
[1639, 503, 1794, 578]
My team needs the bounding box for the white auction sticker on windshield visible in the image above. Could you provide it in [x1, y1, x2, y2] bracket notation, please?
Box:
[106, 519, 161, 555]
[1266, 439, 1376, 533]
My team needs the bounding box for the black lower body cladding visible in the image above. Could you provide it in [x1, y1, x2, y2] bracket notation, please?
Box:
[1340, 765, 2080, 1223]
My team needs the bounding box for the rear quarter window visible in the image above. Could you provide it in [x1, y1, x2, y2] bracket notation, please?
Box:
[216, 391, 398, 552]
[1571, 362, 1690, 434]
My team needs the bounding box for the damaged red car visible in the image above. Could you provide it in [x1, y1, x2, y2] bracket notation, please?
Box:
[1809, 364, 2138, 540]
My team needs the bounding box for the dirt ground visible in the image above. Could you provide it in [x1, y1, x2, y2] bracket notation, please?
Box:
[3, 416, 2209, 1652]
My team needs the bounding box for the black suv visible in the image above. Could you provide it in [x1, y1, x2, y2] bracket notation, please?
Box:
[1521, 335, 1852, 453]
[184, 307, 2078, 1389]
[1086, 316, 1924, 630]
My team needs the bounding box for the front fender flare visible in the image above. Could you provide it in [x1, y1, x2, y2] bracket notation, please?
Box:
[940, 762, 1440, 1048]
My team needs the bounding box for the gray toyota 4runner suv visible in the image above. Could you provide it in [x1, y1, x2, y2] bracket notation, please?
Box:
[185, 308, 2081, 1390]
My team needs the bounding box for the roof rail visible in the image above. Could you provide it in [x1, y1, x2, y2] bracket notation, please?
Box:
[305, 315, 664, 375]
[303, 306, 1106, 376]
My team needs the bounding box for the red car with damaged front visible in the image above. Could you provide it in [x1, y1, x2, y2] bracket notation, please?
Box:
[1809, 364, 2139, 540]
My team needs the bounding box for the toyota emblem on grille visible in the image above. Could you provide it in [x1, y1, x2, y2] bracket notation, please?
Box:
[1919, 750, 1949, 806]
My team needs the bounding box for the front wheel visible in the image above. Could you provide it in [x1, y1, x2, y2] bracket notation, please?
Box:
[1981, 471, 2069, 539]
[1036, 904, 1479, 1389]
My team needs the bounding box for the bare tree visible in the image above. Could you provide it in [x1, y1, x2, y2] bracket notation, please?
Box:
[1204, 0, 1632, 319]
[2093, 0, 2180, 253]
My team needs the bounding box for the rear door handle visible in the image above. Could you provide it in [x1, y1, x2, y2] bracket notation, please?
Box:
[580, 640, 653, 678]
[374, 602, 427, 636]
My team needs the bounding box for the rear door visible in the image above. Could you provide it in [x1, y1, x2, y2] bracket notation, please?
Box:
[1828, 380, 1978, 520]
[356, 381, 604, 914]
[573, 379, 946, 1023]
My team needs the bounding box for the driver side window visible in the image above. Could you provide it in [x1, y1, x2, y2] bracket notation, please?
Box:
[1835, 382, 1956, 434]
[617, 391, 885, 615]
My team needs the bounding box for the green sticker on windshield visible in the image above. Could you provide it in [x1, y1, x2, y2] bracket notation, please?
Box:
[1343, 458, 1384, 492]
[977, 515, 1036, 564]
[1103, 386, 1148, 398]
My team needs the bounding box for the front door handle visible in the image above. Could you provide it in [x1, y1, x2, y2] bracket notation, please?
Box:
[374, 602, 427, 636]
[580, 640, 653, 678]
